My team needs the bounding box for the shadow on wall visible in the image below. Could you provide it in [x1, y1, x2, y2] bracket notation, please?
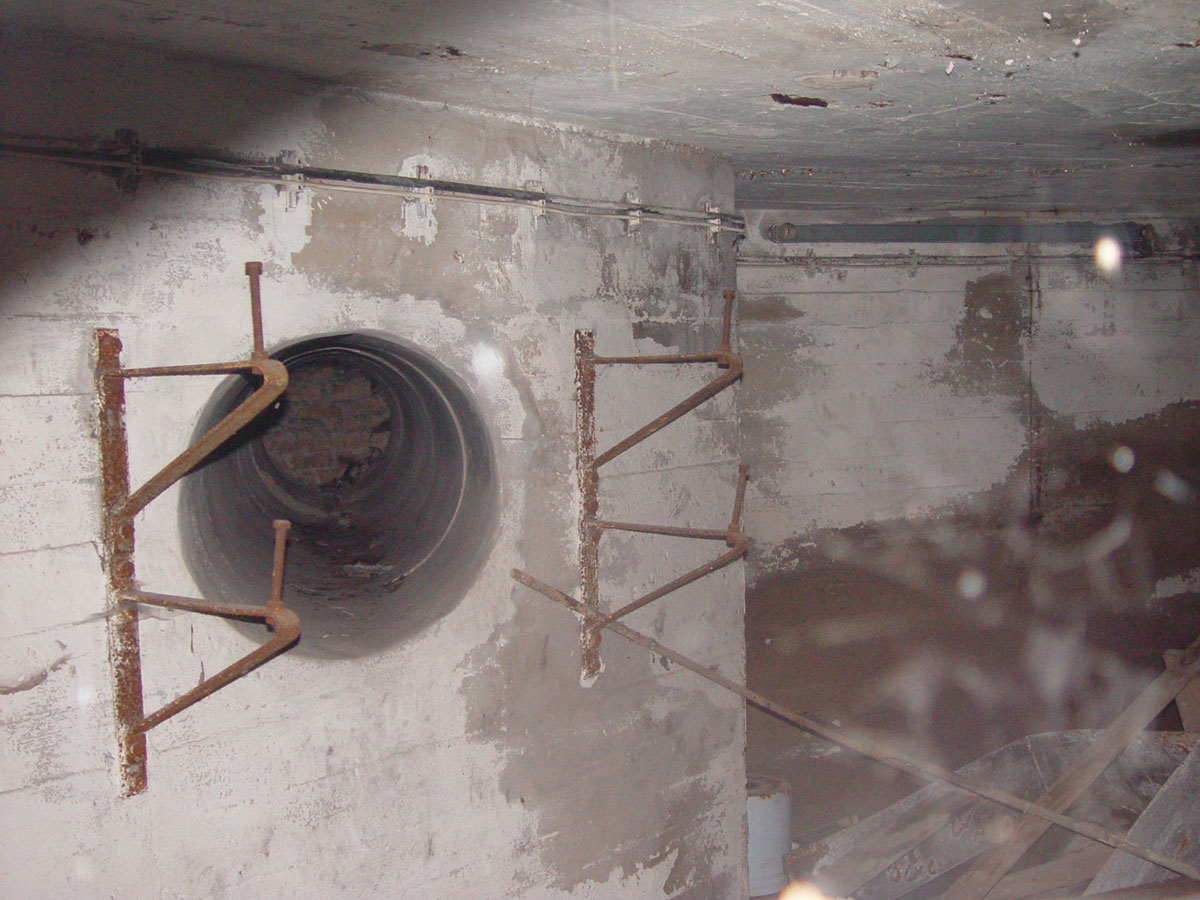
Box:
[747, 397, 1200, 834]
[0, 26, 336, 309]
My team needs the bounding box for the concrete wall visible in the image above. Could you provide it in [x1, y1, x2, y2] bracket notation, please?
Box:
[0, 34, 746, 899]
[737, 211, 1200, 836]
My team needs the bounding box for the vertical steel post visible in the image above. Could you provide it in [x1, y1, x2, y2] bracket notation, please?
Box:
[96, 329, 148, 796]
[575, 330, 602, 678]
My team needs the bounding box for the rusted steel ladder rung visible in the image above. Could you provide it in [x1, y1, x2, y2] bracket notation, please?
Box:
[96, 261, 298, 797]
[575, 289, 744, 679]
[594, 351, 726, 365]
[585, 464, 749, 630]
[592, 364, 742, 469]
[591, 289, 740, 470]
[589, 521, 728, 540]
[116, 357, 287, 520]
[121, 524, 299, 735]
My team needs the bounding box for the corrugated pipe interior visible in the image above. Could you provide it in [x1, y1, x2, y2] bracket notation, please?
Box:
[180, 332, 497, 658]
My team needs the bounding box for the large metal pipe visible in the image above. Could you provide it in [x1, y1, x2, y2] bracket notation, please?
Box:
[180, 332, 497, 658]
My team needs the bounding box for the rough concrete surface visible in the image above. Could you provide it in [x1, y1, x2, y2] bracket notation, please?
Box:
[738, 213, 1200, 838]
[0, 36, 745, 899]
[3, 1, 1199, 214]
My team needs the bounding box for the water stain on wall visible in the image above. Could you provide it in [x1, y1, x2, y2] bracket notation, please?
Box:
[740, 294, 807, 323]
[930, 270, 1029, 398]
[291, 191, 513, 318]
[459, 603, 733, 892]
[746, 398, 1200, 834]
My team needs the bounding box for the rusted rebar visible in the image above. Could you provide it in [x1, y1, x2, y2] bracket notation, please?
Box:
[95, 328, 147, 795]
[728, 463, 749, 534]
[245, 260, 266, 359]
[594, 351, 726, 365]
[592, 360, 742, 469]
[587, 520, 728, 540]
[269, 519, 291, 608]
[95, 262, 297, 796]
[586, 467, 750, 629]
[719, 288, 734, 360]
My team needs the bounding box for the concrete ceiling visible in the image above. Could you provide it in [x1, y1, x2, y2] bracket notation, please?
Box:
[5, 1, 1200, 216]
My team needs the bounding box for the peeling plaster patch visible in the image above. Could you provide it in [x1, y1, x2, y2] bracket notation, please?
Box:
[740, 294, 806, 322]
[798, 70, 879, 89]
[257, 183, 314, 257]
[291, 194, 414, 299]
[740, 336, 821, 411]
[399, 196, 438, 245]
[1032, 262, 1200, 426]
[631, 320, 686, 349]
[398, 154, 440, 179]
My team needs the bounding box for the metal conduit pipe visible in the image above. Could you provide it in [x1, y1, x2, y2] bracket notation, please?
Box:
[0, 136, 747, 236]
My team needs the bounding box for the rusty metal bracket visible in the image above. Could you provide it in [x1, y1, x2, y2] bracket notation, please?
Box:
[95, 262, 296, 797]
[585, 464, 748, 630]
[575, 289, 745, 679]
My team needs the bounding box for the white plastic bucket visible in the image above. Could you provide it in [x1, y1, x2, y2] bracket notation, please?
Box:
[747, 773, 792, 897]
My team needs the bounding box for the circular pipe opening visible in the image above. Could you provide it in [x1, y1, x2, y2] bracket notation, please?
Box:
[180, 332, 497, 658]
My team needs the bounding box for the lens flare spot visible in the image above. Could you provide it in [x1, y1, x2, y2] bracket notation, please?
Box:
[778, 883, 844, 900]
[471, 344, 504, 380]
[1109, 445, 1135, 473]
[957, 569, 986, 600]
[74, 681, 95, 707]
[72, 854, 97, 882]
[1094, 236, 1122, 273]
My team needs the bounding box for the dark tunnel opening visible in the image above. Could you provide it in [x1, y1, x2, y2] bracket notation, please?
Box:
[180, 332, 497, 658]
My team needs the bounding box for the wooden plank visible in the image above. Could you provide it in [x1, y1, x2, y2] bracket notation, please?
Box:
[787, 731, 1065, 896]
[988, 841, 1112, 900]
[1088, 746, 1200, 893]
[1172, 674, 1200, 733]
[850, 733, 1190, 900]
[513, 570, 1200, 887]
[938, 646, 1200, 900]
[1043, 877, 1200, 900]
[785, 794, 964, 894]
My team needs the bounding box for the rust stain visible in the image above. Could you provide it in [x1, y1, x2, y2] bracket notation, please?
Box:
[771, 93, 829, 108]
